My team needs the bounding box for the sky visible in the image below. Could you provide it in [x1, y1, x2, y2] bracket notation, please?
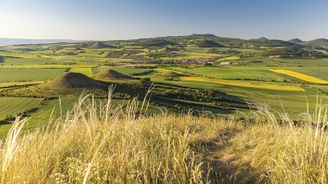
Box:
[0, 0, 327, 41]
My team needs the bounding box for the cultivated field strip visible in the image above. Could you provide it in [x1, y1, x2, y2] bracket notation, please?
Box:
[26, 98, 78, 128]
[0, 97, 43, 119]
[180, 76, 305, 91]
[271, 69, 328, 84]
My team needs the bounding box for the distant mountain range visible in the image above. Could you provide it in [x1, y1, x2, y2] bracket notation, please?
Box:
[104, 34, 328, 50]
[0, 38, 78, 46]
[1, 35, 328, 50]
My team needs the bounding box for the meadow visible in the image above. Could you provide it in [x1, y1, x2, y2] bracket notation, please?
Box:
[0, 68, 65, 82]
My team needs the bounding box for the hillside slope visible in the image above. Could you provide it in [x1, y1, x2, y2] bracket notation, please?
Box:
[1, 95, 328, 183]
[46, 72, 106, 89]
[95, 69, 132, 80]
[304, 38, 328, 49]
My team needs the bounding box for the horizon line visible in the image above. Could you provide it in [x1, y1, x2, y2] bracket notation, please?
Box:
[1, 34, 327, 42]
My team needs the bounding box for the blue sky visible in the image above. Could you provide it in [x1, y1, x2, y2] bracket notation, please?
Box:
[0, 0, 327, 40]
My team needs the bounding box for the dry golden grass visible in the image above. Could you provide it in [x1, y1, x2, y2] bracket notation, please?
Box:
[0, 93, 328, 183]
[221, 104, 328, 184]
[0, 93, 224, 184]
[180, 76, 304, 92]
[271, 69, 328, 84]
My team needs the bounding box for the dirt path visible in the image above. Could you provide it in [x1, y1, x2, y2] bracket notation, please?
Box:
[191, 128, 262, 184]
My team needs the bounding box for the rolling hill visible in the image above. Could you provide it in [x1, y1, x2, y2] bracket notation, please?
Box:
[191, 39, 225, 47]
[95, 69, 132, 80]
[45, 72, 106, 89]
[303, 38, 328, 49]
[288, 38, 303, 44]
[106, 34, 306, 49]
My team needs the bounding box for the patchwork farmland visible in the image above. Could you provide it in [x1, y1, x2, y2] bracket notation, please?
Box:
[0, 34, 328, 137]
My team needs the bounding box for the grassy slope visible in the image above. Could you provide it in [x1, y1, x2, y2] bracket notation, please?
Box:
[1, 96, 328, 183]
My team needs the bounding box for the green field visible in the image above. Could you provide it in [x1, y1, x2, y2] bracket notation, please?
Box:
[0, 97, 43, 119]
[26, 97, 78, 129]
[290, 67, 328, 80]
[0, 97, 44, 135]
[170, 66, 288, 81]
[0, 68, 66, 82]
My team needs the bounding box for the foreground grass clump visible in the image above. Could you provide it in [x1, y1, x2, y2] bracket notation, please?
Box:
[225, 106, 328, 184]
[230, 122, 328, 184]
[1, 94, 328, 183]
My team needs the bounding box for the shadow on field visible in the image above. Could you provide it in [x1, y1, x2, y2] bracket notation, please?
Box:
[0, 56, 4, 63]
[190, 129, 264, 184]
[0, 120, 11, 125]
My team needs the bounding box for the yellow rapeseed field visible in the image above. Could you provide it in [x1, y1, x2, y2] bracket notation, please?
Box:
[180, 76, 305, 91]
[271, 69, 328, 84]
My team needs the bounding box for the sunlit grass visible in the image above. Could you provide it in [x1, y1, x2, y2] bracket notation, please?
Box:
[70, 67, 94, 77]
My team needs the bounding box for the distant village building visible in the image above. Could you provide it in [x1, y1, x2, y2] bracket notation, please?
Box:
[268, 55, 281, 59]
[220, 61, 231, 66]
[219, 61, 241, 66]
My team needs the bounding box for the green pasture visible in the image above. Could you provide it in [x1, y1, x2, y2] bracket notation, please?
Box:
[0, 68, 66, 82]
[288, 67, 328, 80]
[26, 97, 78, 129]
[0, 97, 43, 120]
[170, 66, 288, 81]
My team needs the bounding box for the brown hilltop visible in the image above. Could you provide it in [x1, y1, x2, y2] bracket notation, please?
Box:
[46, 72, 107, 89]
[95, 69, 132, 80]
